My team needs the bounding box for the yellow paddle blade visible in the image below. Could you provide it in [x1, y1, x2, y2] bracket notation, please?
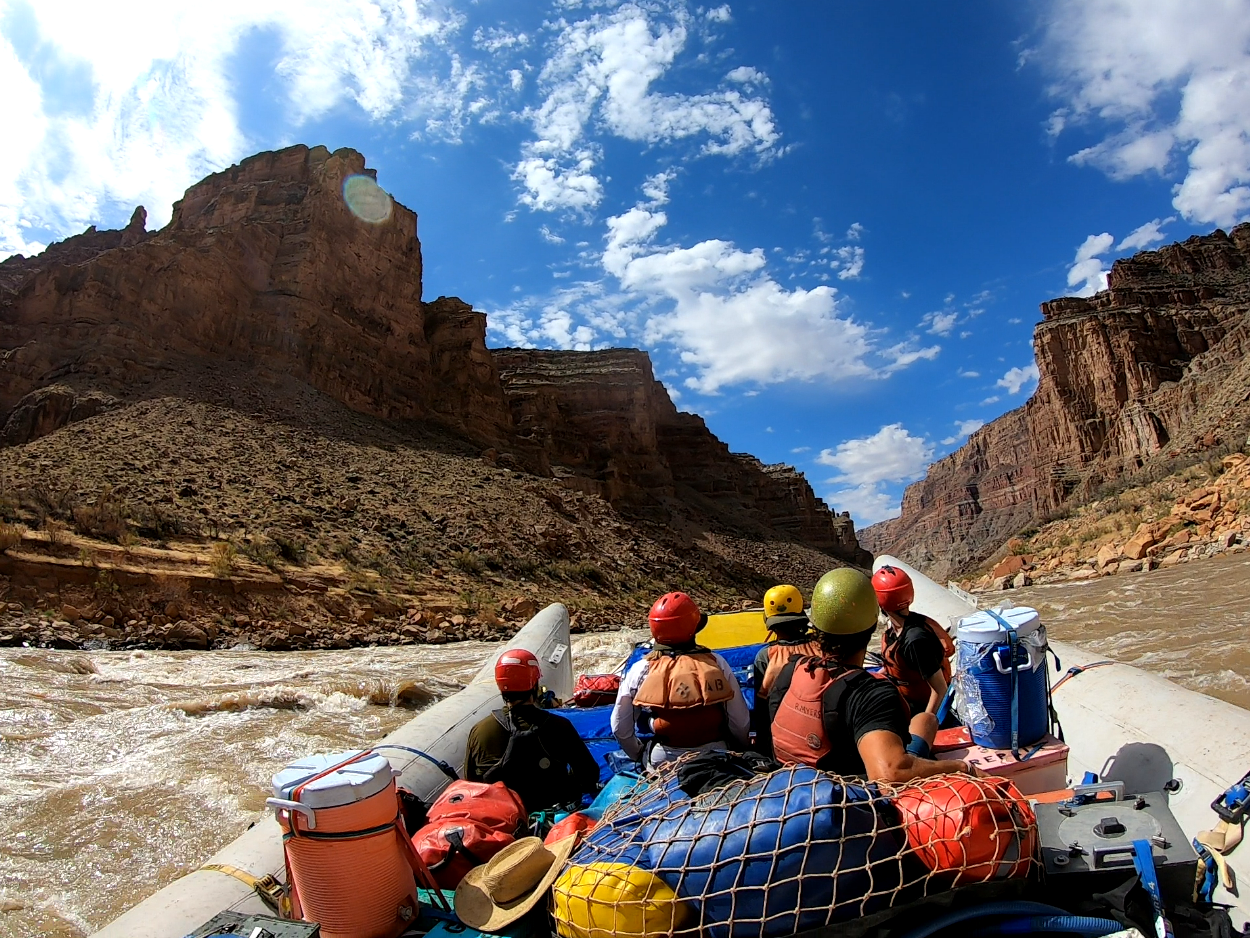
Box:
[698, 610, 769, 650]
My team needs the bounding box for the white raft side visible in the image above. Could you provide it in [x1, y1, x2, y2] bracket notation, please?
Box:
[91, 603, 573, 938]
[875, 556, 1250, 925]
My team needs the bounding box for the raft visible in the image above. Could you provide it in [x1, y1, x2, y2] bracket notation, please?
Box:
[91, 562, 1250, 936]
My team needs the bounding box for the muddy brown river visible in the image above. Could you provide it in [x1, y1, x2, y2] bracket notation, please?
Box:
[2, 556, 1247, 936]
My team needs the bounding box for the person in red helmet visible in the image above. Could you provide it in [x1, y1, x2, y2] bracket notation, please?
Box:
[611, 592, 750, 769]
[464, 648, 599, 812]
[872, 564, 956, 750]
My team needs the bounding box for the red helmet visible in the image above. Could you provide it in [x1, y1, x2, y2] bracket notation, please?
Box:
[872, 564, 915, 613]
[494, 648, 541, 693]
[648, 592, 706, 644]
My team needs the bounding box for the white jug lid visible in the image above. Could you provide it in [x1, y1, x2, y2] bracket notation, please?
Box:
[272, 750, 396, 808]
[956, 606, 1042, 643]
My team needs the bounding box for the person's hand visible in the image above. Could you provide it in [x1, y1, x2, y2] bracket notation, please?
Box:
[962, 760, 984, 778]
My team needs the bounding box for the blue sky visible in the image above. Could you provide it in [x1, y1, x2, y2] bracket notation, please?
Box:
[4, 0, 1250, 525]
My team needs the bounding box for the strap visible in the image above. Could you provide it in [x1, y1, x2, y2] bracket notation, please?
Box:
[1132, 839, 1174, 938]
[935, 680, 957, 725]
[1008, 627, 1020, 759]
[199, 863, 288, 916]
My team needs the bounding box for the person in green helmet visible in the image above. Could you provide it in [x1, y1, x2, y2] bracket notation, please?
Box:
[768, 568, 978, 782]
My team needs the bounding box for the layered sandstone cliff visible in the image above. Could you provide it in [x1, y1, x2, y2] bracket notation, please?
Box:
[0, 145, 866, 566]
[493, 348, 869, 562]
[862, 224, 1250, 579]
[0, 145, 512, 448]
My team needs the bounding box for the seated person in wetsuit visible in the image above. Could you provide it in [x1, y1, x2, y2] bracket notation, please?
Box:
[769, 568, 978, 783]
[464, 648, 600, 813]
[611, 592, 750, 770]
[872, 564, 956, 745]
[751, 583, 823, 758]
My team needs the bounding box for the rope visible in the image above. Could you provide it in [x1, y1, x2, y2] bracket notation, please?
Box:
[1051, 661, 1116, 693]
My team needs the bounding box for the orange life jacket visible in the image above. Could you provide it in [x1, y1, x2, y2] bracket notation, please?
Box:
[771, 657, 867, 769]
[634, 648, 734, 748]
[881, 613, 954, 708]
[760, 639, 824, 697]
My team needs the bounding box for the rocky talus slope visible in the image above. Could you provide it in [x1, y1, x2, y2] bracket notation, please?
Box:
[862, 224, 1250, 580]
[0, 145, 864, 650]
[963, 450, 1250, 592]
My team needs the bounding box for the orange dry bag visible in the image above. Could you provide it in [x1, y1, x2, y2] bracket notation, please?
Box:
[270, 750, 432, 938]
[544, 811, 597, 846]
[891, 775, 1038, 885]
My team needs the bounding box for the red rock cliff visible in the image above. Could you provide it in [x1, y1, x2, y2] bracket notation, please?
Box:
[493, 348, 869, 563]
[1, 145, 866, 565]
[862, 224, 1250, 579]
[0, 144, 513, 447]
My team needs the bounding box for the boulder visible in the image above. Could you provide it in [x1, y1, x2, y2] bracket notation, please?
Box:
[1096, 543, 1121, 569]
[164, 620, 208, 649]
[991, 555, 1028, 580]
[1011, 571, 1031, 589]
[1122, 528, 1158, 560]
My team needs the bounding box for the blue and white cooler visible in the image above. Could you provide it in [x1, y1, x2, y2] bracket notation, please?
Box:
[955, 605, 1051, 752]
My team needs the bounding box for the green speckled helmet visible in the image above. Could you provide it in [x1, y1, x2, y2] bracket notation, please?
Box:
[810, 568, 880, 635]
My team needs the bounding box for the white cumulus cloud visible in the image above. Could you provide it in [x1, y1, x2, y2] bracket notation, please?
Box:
[941, 418, 985, 446]
[817, 424, 935, 525]
[997, 363, 1040, 395]
[1041, 0, 1250, 228]
[0, 0, 465, 258]
[1067, 232, 1114, 297]
[922, 309, 958, 336]
[1117, 217, 1176, 252]
[514, 2, 780, 214]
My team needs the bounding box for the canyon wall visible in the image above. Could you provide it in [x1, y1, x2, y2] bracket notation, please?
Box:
[862, 224, 1250, 579]
[493, 348, 870, 563]
[0, 145, 867, 566]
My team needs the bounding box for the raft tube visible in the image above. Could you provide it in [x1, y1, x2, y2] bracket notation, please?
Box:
[875, 555, 1250, 928]
[90, 603, 574, 938]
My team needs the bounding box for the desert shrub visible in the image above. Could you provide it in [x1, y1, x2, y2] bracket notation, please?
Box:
[270, 532, 308, 565]
[240, 539, 281, 570]
[71, 489, 131, 543]
[134, 504, 190, 540]
[453, 550, 484, 575]
[210, 542, 237, 578]
[0, 522, 23, 551]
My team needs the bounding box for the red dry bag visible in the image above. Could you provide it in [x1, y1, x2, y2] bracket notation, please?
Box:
[412, 820, 515, 889]
[571, 674, 621, 707]
[426, 780, 525, 833]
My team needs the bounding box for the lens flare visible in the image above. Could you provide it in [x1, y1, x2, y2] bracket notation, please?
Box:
[342, 174, 393, 224]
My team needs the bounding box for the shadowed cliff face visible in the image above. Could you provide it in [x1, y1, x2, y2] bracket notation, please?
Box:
[0, 144, 513, 449]
[0, 144, 868, 567]
[492, 348, 870, 564]
[862, 223, 1250, 580]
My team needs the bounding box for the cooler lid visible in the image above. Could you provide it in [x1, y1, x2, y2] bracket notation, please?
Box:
[271, 750, 396, 809]
[956, 605, 1041, 643]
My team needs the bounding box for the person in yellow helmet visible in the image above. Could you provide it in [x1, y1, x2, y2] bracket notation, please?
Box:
[750, 584, 823, 757]
[769, 568, 978, 782]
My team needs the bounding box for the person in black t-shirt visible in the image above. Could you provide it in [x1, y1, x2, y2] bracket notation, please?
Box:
[768, 569, 977, 782]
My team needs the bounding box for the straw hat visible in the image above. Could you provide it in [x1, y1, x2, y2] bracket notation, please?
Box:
[455, 834, 578, 933]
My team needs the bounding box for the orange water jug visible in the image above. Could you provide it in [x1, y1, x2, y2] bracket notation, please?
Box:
[269, 750, 420, 938]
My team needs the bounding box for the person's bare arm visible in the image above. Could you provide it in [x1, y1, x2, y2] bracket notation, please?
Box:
[858, 729, 975, 783]
[924, 671, 948, 715]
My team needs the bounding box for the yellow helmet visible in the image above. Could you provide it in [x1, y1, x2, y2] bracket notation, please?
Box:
[763, 584, 804, 617]
[810, 568, 879, 635]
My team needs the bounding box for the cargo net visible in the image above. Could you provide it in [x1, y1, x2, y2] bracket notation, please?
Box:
[551, 758, 1040, 938]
